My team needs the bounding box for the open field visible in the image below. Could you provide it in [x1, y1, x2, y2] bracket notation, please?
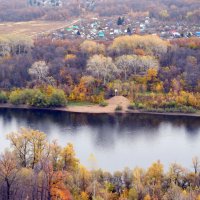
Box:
[0, 19, 80, 37]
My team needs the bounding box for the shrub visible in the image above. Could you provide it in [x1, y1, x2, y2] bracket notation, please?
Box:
[137, 103, 145, 109]
[128, 103, 136, 110]
[115, 105, 122, 111]
[0, 91, 8, 103]
[20, 89, 36, 105]
[49, 90, 67, 107]
[163, 101, 177, 108]
[146, 108, 164, 113]
[9, 88, 67, 108]
[30, 90, 48, 108]
[178, 106, 196, 113]
[99, 101, 108, 107]
[9, 90, 23, 105]
[164, 106, 196, 113]
[90, 94, 105, 104]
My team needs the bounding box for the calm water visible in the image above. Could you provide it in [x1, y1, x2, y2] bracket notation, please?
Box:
[0, 108, 200, 172]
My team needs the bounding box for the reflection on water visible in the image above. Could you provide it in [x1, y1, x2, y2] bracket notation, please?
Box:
[0, 108, 200, 171]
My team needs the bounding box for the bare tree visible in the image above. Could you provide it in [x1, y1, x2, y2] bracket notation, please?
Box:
[87, 55, 118, 84]
[29, 61, 55, 85]
[115, 55, 134, 80]
[29, 61, 49, 82]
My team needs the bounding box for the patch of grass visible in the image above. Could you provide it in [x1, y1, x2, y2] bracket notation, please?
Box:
[0, 21, 69, 36]
[144, 106, 197, 114]
[68, 101, 96, 107]
[99, 101, 108, 107]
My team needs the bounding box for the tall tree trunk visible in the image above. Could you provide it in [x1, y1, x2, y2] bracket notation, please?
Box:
[6, 178, 10, 200]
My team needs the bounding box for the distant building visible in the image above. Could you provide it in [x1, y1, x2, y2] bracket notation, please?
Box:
[98, 31, 105, 38]
[170, 30, 181, 38]
[28, 0, 63, 7]
[196, 32, 200, 37]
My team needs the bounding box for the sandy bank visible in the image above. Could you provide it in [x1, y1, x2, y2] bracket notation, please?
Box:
[0, 96, 199, 117]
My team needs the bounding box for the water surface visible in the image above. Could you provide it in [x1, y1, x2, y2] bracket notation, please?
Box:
[0, 108, 200, 172]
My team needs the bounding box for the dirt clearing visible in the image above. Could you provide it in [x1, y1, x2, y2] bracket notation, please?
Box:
[0, 19, 79, 37]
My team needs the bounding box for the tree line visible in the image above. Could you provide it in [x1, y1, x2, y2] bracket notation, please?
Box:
[0, 0, 79, 22]
[0, 35, 200, 112]
[1, 127, 200, 199]
[0, 0, 199, 23]
[0, 87, 67, 108]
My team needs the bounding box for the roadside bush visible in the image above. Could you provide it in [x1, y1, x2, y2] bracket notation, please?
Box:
[0, 91, 8, 103]
[115, 105, 123, 111]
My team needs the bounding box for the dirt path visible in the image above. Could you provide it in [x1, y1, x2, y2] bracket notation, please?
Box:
[67, 96, 130, 113]
[0, 19, 80, 38]
[30, 18, 80, 38]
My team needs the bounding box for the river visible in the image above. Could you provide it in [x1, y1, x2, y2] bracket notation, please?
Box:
[0, 108, 200, 172]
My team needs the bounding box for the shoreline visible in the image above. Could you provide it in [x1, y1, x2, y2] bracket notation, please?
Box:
[0, 103, 200, 118]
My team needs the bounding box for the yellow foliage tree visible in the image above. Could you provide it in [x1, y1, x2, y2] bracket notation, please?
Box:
[80, 192, 89, 200]
[7, 128, 47, 168]
[144, 194, 151, 200]
[147, 68, 158, 81]
[61, 143, 79, 171]
[146, 161, 164, 186]
[80, 40, 105, 55]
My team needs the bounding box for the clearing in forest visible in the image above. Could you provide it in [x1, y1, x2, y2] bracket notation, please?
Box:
[0, 19, 79, 37]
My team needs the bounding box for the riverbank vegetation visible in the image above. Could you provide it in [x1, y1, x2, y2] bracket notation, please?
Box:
[0, 35, 200, 113]
[0, 87, 67, 108]
[1, 127, 200, 200]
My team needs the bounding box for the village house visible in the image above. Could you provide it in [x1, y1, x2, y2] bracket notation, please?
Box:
[28, 0, 63, 7]
[41, 14, 200, 41]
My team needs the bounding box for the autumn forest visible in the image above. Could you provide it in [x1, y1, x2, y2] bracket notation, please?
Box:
[0, 35, 200, 113]
[0, 32, 200, 200]
[0, 0, 200, 199]
[0, 127, 200, 200]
